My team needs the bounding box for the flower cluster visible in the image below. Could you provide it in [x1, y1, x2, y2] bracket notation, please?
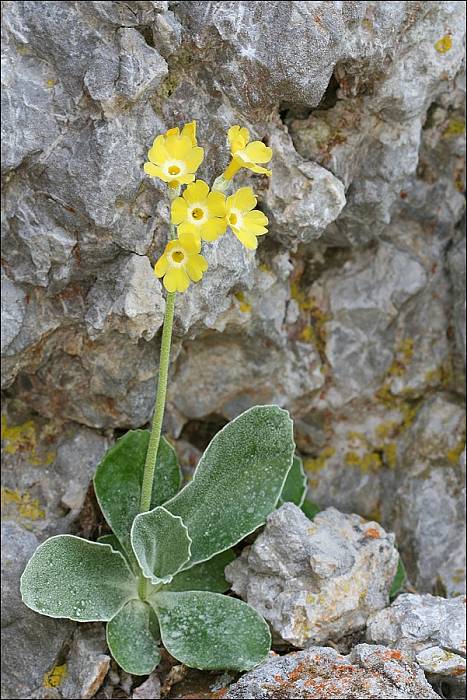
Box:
[144, 121, 272, 292]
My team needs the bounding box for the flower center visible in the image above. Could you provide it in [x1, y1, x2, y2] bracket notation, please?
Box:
[172, 251, 185, 263]
[168, 165, 181, 175]
[229, 213, 238, 226]
[191, 207, 204, 220]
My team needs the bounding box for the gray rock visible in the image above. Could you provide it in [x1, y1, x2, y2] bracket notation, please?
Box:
[225, 503, 398, 647]
[1, 399, 109, 538]
[225, 644, 440, 699]
[448, 234, 466, 367]
[1, 521, 74, 700]
[116, 28, 168, 102]
[132, 672, 161, 699]
[367, 594, 466, 694]
[386, 395, 466, 595]
[61, 625, 110, 700]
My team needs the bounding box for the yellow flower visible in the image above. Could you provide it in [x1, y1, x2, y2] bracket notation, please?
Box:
[144, 121, 204, 188]
[225, 187, 269, 250]
[223, 125, 272, 180]
[154, 231, 208, 293]
[171, 180, 227, 243]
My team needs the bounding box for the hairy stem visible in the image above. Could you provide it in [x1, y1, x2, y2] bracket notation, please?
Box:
[139, 291, 176, 513]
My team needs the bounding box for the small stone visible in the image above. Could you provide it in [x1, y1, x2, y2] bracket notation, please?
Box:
[225, 503, 398, 647]
[60, 624, 110, 700]
[132, 672, 161, 699]
[225, 643, 440, 699]
[367, 593, 466, 694]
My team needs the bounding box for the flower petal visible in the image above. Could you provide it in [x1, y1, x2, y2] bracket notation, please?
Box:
[176, 173, 196, 185]
[243, 210, 268, 227]
[186, 254, 208, 282]
[165, 135, 192, 159]
[148, 135, 170, 165]
[178, 230, 201, 254]
[182, 121, 197, 146]
[171, 198, 188, 225]
[228, 125, 249, 152]
[243, 141, 272, 164]
[207, 191, 226, 217]
[247, 163, 272, 176]
[184, 147, 205, 173]
[202, 218, 227, 242]
[232, 227, 258, 250]
[144, 162, 169, 181]
[154, 254, 168, 278]
[178, 222, 200, 240]
[184, 180, 210, 205]
[235, 187, 257, 212]
[173, 268, 191, 292]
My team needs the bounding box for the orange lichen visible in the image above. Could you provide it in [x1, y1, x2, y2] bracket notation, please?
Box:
[365, 527, 381, 539]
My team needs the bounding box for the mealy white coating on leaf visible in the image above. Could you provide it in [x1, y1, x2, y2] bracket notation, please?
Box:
[278, 454, 307, 508]
[159, 549, 236, 593]
[151, 590, 271, 671]
[107, 599, 161, 676]
[93, 431, 181, 563]
[20, 535, 138, 622]
[131, 506, 192, 584]
[164, 405, 295, 569]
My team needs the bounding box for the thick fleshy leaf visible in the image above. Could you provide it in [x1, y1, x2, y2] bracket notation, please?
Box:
[161, 550, 236, 593]
[151, 591, 271, 671]
[301, 499, 321, 520]
[107, 599, 161, 675]
[94, 431, 181, 560]
[278, 455, 307, 507]
[131, 507, 191, 584]
[20, 535, 137, 621]
[390, 556, 407, 599]
[164, 405, 294, 568]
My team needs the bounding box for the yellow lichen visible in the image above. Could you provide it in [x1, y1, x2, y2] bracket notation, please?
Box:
[46, 79, 56, 88]
[1, 488, 45, 520]
[298, 325, 315, 343]
[43, 664, 68, 689]
[304, 447, 336, 473]
[434, 34, 453, 54]
[443, 118, 466, 138]
[383, 442, 398, 469]
[1, 415, 55, 465]
[234, 291, 252, 313]
[345, 450, 382, 473]
[447, 440, 465, 465]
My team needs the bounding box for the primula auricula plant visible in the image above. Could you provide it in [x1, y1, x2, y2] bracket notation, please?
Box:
[20, 122, 307, 675]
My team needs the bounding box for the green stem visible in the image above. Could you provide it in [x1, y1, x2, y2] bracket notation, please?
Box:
[139, 291, 176, 513]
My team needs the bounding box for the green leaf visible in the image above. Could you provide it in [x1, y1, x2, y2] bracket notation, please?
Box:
[94, 431, 181, 561]
[97, 533, 137, 572]
[151, 591, 271, 671]
[131, 506, 191, 584]
[390, 556, 407, 599]
[165, 405, 294, 568]
[301, 499, 321, 520]
[278, 455, 307, 507]
[161, 550, 236, 593]
[20, 535, 137, 621]
[107, 599, 161, 675]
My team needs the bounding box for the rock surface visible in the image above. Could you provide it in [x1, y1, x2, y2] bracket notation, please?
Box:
[1, 0, 466, 695]
[367, 593, 466, 691]
[225, 503, 398, 647]
[1, 521, 75, 699]
[224, 644, 440, 699]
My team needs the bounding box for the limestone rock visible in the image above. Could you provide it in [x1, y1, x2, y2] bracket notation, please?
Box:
[385, 395, 466, 595]
[1, 521, 74, 699]
[60, 625, 110, 700]
[367, 594, 466, 696]
[225, 503, 398, 647]
[225, 644, 440, 699]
